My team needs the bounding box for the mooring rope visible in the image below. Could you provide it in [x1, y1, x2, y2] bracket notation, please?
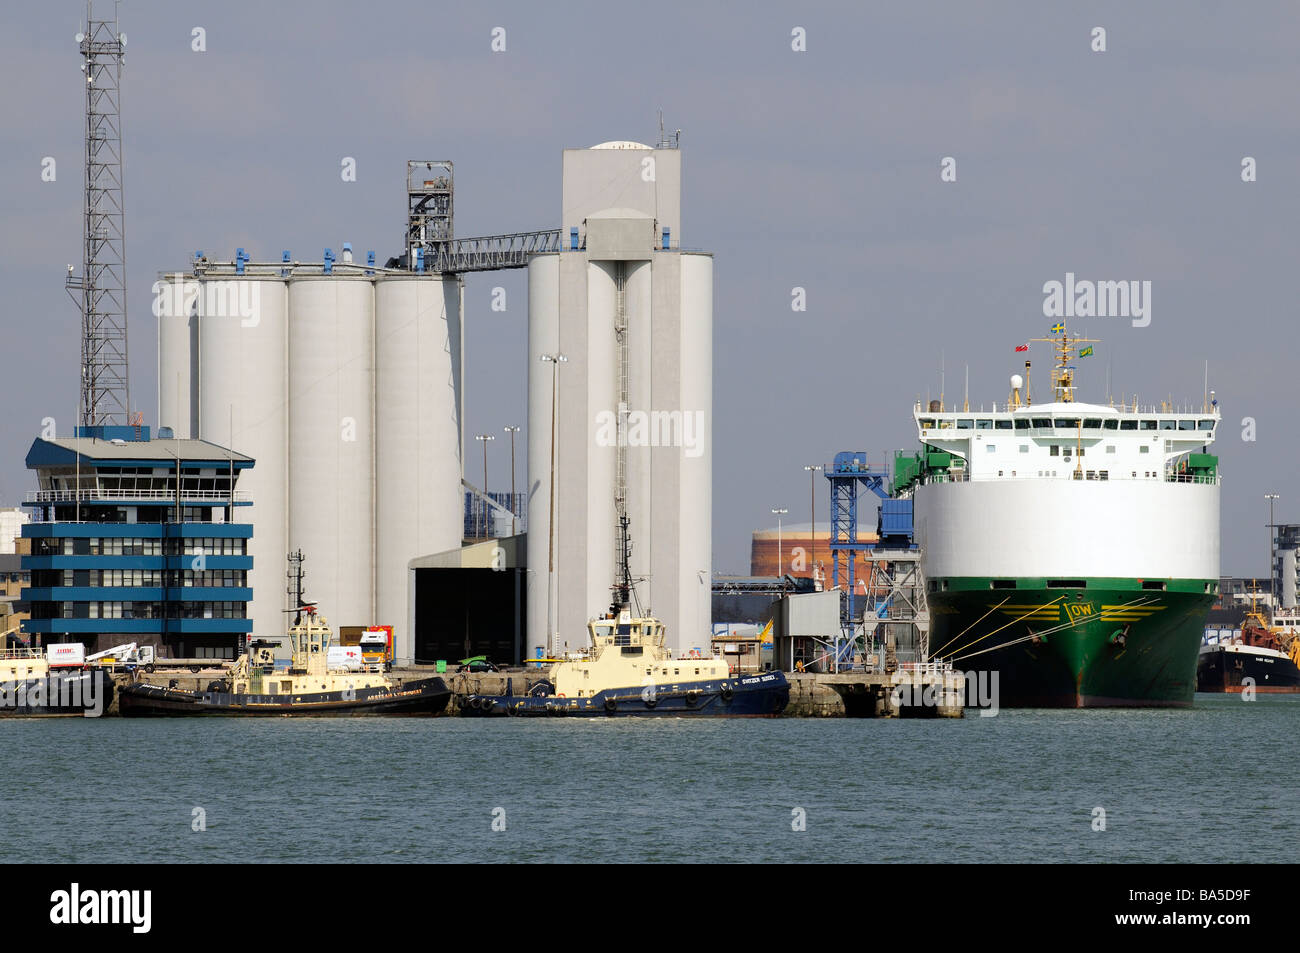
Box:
[930, 595, 1011, 659]
[937, 595, 1067, 661]
[949, 595, 1161, 663]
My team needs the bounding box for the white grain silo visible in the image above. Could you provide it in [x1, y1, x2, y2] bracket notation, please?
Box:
[155, 273, 197, 438]
[197, 277, 289, 637]
[157, 255, 464, 661]
[374, 275, 465, 656]
[527, 142, 712, 657]
[287, 276, 375, 633]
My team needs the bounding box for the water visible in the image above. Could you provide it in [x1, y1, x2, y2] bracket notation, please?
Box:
[3, 694, 1296, 863]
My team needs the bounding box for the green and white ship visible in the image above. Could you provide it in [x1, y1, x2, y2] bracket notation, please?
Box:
[896, 328, 1220, 707]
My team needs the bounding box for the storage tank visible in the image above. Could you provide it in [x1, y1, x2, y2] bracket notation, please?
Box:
[196, 278, 288, 634]
[156, 274, 197, 438]
[526, 143, 713, 657]
[526, 254, 561, 656]
[374, 275, 464, 658]
[287, 277, 375, 631]
[678, 253, 714, 648]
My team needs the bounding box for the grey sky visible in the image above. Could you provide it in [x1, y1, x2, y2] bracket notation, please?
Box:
[2, 1, 1297, 577]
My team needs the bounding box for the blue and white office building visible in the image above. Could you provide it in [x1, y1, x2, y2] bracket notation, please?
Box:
[20, 426, 254, 658]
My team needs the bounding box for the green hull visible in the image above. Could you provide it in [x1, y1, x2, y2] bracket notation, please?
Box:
[928, 578, 1214, 708]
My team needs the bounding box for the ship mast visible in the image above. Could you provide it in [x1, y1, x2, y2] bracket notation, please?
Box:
[1029, 325, 1099, 403]
[285, 550, 314, 625]
[615, 512, 632, 611]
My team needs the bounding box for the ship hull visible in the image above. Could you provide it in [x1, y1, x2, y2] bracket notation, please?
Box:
[928, 579, 1213, 707]
[0, 669, 114, 717]
[459, 671, 790, 717]
[1196, 645, 1300, 693]
[118, 676, 450, 716]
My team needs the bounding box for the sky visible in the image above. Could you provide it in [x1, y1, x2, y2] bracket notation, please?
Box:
[1, 0, 1297, 577]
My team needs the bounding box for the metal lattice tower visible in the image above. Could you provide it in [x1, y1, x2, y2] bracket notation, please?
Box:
[406, 160, 454, 268]
[67, 1, 131, 428]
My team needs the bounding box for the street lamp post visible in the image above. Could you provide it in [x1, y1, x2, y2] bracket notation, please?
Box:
[503, 425, 520, 536]
[1266, 493, 1280, 607]
[771, 508, 788, 576]
[540, 353, 568, 655]
[805, 464, 823, 577]
[475, 434, 495, 538]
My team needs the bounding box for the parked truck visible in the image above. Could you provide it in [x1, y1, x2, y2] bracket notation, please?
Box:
[86, 642, 156, 673]
[45, 643, 87, 668]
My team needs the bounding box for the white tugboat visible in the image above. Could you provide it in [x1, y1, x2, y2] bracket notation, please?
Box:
[460, 516, 789, 717]
[119, 555, 450, 716]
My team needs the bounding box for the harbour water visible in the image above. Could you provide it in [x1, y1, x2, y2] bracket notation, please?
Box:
[3, 694, 1296, 864]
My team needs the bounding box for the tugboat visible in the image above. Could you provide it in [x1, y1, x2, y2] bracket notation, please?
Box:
[119, 554, 450, 716]
[0, 637, 113, 717]
[459, 516, 789, 717]
[1197, 594, 1300, 694]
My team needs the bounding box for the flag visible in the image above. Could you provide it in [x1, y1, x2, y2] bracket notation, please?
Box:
[1079, 346, 1093, 357]
[1015, 344, 1029, 352]
[1050, 322, 1065, 334]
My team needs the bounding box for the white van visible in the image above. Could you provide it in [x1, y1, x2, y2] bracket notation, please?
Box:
[327, 645, 363, 672]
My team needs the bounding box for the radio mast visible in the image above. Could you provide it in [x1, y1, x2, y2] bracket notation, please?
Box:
[67, 1, 131, 429]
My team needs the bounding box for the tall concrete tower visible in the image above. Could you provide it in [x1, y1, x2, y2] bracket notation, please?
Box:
[527, 141, 712, 657]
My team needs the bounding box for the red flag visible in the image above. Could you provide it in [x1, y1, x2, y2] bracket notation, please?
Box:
[1014, 344, 1029, 352]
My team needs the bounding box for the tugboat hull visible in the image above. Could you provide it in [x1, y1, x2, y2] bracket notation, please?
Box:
[460, 671, 789, 717]
[119, 675, 450, 716]
[1196, 645, 1300, 693]
[0, 670, 114, 717]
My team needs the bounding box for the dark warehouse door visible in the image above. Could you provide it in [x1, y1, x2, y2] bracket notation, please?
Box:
[413, 568, 525, 666]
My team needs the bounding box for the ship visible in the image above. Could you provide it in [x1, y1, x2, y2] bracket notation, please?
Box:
[900, 327, 1220, 707]
[460, 515, 790, 717]
[0, 642, 113, 717]
[119, 557, 449, 716]
[1197, 596, 1300, 693]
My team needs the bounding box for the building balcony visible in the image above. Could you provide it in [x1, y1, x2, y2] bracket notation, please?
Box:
[24, 489, 251, 504]
[22, 618, 253, 635]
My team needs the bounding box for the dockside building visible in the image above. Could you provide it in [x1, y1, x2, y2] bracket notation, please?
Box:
[20, 426, 254, 658]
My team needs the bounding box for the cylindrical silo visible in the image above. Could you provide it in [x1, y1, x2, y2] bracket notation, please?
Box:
[288, 277, 375, 630]
[677, 253, 713, 653]
[196, 278, 288, 638]
[374, 275, 463, 661]
[585, 261, 618, 623]
[622, 259, 655, 609]
[156, 274, 197, 438]
[527, 254, 560, 656]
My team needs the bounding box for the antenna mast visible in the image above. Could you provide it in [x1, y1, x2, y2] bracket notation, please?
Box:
[68, 1, 131, 428]
[1029, 325, 1099, 403]
[286, 550, 306, 625]
[615, 513, 633, 611]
